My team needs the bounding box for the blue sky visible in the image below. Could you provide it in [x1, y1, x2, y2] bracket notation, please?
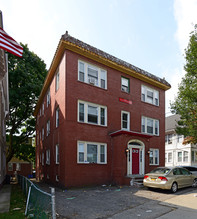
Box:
[1, 0, 197, 114]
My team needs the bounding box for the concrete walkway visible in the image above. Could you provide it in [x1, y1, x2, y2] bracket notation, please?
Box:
[0, 184, 11, 213]
[157, 190, 197, 219]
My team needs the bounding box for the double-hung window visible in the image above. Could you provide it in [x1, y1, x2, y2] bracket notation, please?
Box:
[78, 60, 107, 89]
[77, 141, 107, 164]
[78, 100, 107, 126]
[42, 128, 44, 140]
[178, 151, 182, 162]
[149, 148, 159, 165]
[56, 107, 59, 127]
[56, 144, 59, 164]
[141, 85, 159, 106]
[55, 71, 60, 92]
[183, 151, 188, 162]
[141, 116, 159, 136]
[46, 120, 50, 136]
[47, 90, 50, 107]
[121, 111, 130, 130]
[46, 149, 50, 165]
[121, 77, 130, 93]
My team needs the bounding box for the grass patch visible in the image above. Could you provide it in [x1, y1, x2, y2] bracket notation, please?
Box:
[0, 184, 27, 219]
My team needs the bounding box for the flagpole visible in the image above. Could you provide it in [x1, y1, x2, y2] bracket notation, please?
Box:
[0, 10, 3, 28]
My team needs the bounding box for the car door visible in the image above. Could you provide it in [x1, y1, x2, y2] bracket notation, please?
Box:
[173, 168, 184, 188]
[180, 168, 193, 187]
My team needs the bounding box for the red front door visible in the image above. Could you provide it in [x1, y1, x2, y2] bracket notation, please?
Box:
[132, 148, 139, 174]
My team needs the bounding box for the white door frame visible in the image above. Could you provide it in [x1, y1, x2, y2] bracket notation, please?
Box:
[127, 140, 145, 175]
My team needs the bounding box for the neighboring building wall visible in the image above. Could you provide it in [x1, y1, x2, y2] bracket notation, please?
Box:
[35, 33, 170, 187]
[165, 115, 197, 167]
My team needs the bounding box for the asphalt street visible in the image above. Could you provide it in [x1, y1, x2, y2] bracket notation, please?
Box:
[37, 182, 197, 219]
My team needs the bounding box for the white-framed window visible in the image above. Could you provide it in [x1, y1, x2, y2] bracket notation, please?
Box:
[42, 152, 44, 166]
[42, 103, 44, 115]
[42, 128, 44, 140]
[165, 134, 172, 144]
[46, 149, 50, 165]
[121, 111, 130, 130]
[121, 77, 130, 93]
[46, 120, 50, 136]
[8, 163, 13, 171]
[77, 141, 107, 164]
[55, 71, 60, 91]
[56, 144, 59, 164]
[177, 151, 182, 162]
[78, 60, 107, 89]
[141, 116, 159, 136]
[56, 175, 59, 182]
[78, 100, 107, 126]
[56, 107, 59, 127]
[183, 151, 188, 162]
[141, 85, 159, 106]
[16, 163, 21, 171]
[177, 134, 182, 143]
[47, 90, 50, 107]
[149, 148, 159, 165]
[167, 152, 172, 163]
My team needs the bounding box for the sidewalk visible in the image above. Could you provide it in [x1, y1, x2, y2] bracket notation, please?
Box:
[157, 190, 197, 219]
[0, 184, 11, 213]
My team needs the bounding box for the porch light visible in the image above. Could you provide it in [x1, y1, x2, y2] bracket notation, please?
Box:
[125, 148, 129, 153]
[147, 150, 150, 154]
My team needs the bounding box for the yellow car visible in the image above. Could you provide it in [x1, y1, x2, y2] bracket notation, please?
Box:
[143, 167, 197, 193]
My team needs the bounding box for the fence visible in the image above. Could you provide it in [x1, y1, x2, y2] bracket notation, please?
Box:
[18, 175, 56, 219]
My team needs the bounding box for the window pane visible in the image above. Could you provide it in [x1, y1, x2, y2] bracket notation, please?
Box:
[155, 150, 159, 164]
[100, 108, 105, 125]
[178, 152, 182, 162]
[168, 152, 172, 162]
[155, 120, 159, 135]
[121, 77, 129, 92]
[100, 70, 106, 89]
[149, 150, 153, 164]
[154, 91, 159, 106]
[142, 117, 145, 132]
[87, 144, 97, 163]
[79, 103, 85, 122]
[122, 112, 128, 129]
[88, 67, 98, 85]
[183, 151, 188, 162]
[88, 106, 98, 124]
[100, 145, 105, 163]
[147, 119, 153, 134]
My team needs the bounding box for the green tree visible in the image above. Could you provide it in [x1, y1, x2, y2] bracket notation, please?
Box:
[6, 44, 47, 163]
[171, 25, 197, 144]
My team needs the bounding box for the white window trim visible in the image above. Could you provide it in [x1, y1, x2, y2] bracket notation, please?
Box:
[78, 100, 107, 126]
[56, 107, 59, 128]
[77, 141, 107, 164]
[56, 144, 59, 164]
[47, 90, 50, 107]
[149, 148, 159, 165]
[78, 60, 107, 89]
[46, 149, 50, 165]
[55, 71, 60, 92]
[142, 116, 159, 136]
[141, 85, 159, 106]
[121, 111, 130, 130]
[47, 120, 50, 136]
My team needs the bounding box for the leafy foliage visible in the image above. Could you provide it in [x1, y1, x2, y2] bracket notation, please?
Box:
[6, 44, 47, 163]
[171, 25, 197, 144]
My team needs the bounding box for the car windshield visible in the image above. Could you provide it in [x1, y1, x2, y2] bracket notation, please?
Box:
[150, 168, 171, 174]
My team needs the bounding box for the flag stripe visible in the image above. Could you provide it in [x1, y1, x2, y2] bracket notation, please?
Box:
[0, 27, 23, 57]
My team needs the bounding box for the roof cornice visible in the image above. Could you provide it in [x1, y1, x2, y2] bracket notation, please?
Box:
[34, 33, 171, 116]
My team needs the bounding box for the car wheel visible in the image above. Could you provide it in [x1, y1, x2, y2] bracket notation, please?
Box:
[171, 182, 178, 193]
[192, 178, 197, 188]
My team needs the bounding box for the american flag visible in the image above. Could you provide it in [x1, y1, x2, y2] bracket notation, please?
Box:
[0, 27, 23, 57]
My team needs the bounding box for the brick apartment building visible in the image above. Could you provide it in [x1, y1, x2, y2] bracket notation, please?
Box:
[34, 31, 171, 187]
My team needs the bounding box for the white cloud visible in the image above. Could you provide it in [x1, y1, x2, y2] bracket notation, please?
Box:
[174, 0, 197, 54]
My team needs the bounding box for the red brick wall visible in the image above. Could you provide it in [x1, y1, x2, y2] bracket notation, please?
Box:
[36, 49, 165, 187]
